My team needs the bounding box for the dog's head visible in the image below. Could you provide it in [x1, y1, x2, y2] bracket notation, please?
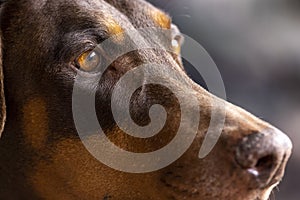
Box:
[0, 0, 292, 199]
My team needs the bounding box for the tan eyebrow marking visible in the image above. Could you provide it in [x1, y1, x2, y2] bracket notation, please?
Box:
[104, 16, 125, 43]
[150, 9, 171, 29]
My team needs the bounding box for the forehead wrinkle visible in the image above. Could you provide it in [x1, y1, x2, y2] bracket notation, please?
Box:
[104, 0, 171, 29]
[71, 0, 171, 60]
[73, 0, 154, 46]
[75, 0, 136, 31]
[65, 0, 139, 45]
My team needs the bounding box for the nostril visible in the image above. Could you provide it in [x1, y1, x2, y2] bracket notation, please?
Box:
[255, 155, 274, 171]
[235, 129, 292, 189]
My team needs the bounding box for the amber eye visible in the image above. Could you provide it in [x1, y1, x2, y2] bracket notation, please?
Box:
[171, 38, 181, 55]
[76, 50, 101, 72]
[171, 24, 184, 56]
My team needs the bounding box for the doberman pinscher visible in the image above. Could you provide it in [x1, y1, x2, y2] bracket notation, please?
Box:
[0, 0, 292, 199]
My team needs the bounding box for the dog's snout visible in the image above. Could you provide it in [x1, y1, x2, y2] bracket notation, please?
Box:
[235, 129, 292, 188]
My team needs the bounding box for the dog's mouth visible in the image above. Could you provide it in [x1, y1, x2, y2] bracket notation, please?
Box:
[158, 146, 290, 200]
[160, 182, 278, 200]
[267, 153, 288, 187]
[244, 155, 288, 200]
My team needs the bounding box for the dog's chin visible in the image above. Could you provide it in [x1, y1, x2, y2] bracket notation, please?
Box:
[194, 186, 277, 200]
[166, 181, 279, 200]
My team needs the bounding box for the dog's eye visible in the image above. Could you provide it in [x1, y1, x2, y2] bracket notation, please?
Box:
[76, 50, 101, 72]
[172, 36, 181, 55]
[171, 24, 184, 56]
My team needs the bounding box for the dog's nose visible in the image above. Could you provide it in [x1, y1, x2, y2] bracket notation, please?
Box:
[235, 128, 292, 188]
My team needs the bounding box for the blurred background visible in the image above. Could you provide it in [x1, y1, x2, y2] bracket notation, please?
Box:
[147, 0, 300, 199]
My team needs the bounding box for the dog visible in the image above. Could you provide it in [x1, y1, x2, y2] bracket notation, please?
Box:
[0, 0, 292, 199]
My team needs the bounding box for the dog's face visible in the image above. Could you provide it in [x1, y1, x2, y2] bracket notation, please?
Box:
[0, 0, 292, 199]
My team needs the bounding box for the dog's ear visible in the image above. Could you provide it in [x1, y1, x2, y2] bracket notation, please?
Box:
[0, 1, 6, 7]
[0, 2, 6, 137]
[0, 35, 5, 138]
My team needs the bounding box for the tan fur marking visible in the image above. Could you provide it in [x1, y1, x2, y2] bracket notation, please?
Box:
[30, 138, 165, 199]
[151, 10, 171, 29]
[105, 16, 125, 43]
[23, 97, 48, 150]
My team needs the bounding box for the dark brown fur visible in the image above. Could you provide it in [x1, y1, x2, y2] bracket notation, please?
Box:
[0, 0, 292, 199]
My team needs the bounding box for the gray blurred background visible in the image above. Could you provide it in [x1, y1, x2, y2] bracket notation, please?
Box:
[147, 0, 300, 199]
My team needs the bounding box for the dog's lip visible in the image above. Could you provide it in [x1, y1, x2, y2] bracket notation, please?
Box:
[264, 153, 287, 187]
